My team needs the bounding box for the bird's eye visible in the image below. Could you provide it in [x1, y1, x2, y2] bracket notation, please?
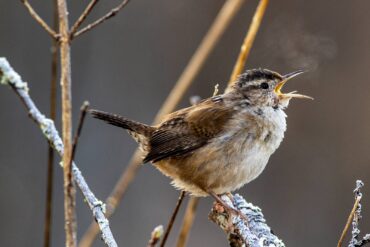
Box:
[260, 82, 269, 89]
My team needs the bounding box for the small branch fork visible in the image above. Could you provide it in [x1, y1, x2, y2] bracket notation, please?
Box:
[20, 0, 130, 40]
[209, 194, 285, 247]
[0, 58, 118, 247]
[337, 180, 370, 247]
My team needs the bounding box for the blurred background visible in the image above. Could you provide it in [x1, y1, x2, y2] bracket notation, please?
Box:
[1, 0, 370, 246]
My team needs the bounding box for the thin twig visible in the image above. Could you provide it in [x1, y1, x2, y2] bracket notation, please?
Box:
[0, 58, 118, 247]
[72, 0, 130, 39]
[70, 101, 90, 164]
[229, 0, 269, 84]
[43, 2, 58, 246]
[147, 225, 164, 247]
[176, 197, 199, 247]
[56, 0, 76, 245]
[69, 0, 100, 38]
[79, 1, 245, 245]
[160, 191, 186, 247]
[20, 0, 59, 39]
[337, 197, 361, 247]
[209, 194, 285, 247]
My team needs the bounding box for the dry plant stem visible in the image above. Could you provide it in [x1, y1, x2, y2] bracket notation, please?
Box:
[43, 3, 58, 246]
[229, 0, 269, 83]
[21, 0, 59, 39]
[0, 58, 118, 247]
[56, 0, 77, 245]
[72, 0, 130, 39]
[176, 197, 199, 247]
[337, 197, 361, 247]
[79, 1, 245, 246]
[155, 0, 245, 121]
[160, 191, 186, 247]
[147, 225, 164, 247]
[70, 0, 100, 38]
[209, 194, 285, 247]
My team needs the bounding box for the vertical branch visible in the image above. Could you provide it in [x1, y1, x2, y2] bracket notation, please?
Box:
[176, 198, 199, 247]
[229, 0, 269, 83]
[43, 1, 58, 246]
[56, 0, 76, 246]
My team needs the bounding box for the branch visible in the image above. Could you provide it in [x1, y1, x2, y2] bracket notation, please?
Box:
[229, 0, 269, 84]
[43, 2, 58, 246]
[347, 180, 369, 247]
[71, 0, 130, 39]
[338, 181, 363, 247]
[209, 194, 285, 247]
[0, 58, 118, 247]
[55, 0, 76, 245]
[79, 0, 246, 245]
[70, 101, 90, 164]
[69, 0, 100, 38]
[20, 0, 59, 39]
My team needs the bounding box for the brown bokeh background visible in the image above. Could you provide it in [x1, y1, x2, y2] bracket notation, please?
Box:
[1, 0, 370, 246]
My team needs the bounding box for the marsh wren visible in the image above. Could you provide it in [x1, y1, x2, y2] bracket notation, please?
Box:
[90, 69, 311, 213]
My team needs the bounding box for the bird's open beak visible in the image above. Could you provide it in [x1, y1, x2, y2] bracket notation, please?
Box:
[274, 70, 313, 100]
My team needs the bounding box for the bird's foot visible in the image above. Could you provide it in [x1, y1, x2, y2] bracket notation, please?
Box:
[209, 191, 249, 227]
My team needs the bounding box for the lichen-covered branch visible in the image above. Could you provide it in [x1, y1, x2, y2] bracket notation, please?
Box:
[0, 57, 118, 247]
[209, 194, 285, 247]
[348, 181, 370, 247]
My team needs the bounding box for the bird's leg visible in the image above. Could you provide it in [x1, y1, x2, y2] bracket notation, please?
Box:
[208, 191, 249, 225]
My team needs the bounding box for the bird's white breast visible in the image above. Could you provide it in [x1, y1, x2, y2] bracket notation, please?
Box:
[157, 106, 287, 196]
[199, 106, 287, 194]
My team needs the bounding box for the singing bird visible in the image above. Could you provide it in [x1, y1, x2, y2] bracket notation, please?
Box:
[90, 69, 311, 213]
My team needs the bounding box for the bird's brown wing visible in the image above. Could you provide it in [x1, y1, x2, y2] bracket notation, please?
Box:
[143, 97, 234, 163]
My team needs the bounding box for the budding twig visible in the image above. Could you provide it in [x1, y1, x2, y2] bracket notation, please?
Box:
[147, 225, 164, 247]
[69, 0, 100, 39]
[72, 0, 130, 39]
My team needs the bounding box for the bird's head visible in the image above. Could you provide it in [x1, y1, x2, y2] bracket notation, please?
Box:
[227, 68, 312, 109]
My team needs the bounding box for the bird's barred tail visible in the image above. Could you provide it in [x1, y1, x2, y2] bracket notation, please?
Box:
[89, 109, 154, 137]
